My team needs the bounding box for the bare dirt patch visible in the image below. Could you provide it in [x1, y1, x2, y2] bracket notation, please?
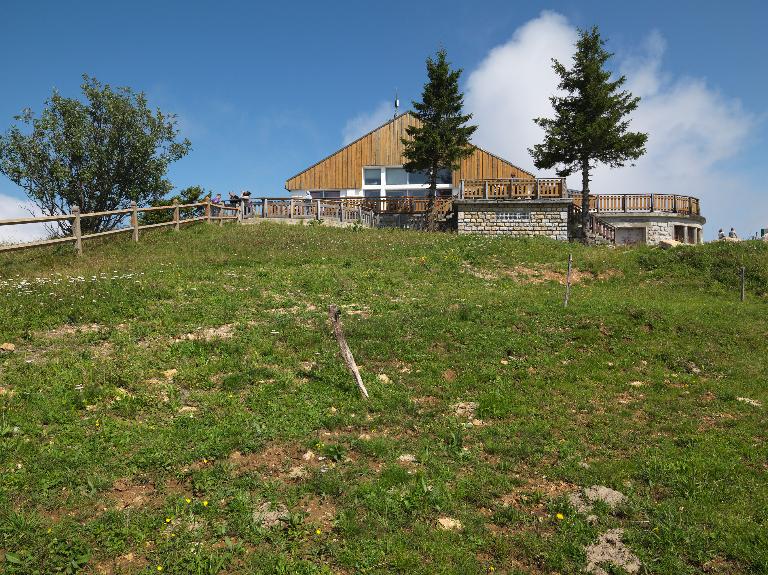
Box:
[301, 495, 337, 530]
[107, 479, 157, 510]
[569, 485, 626, 513]
[442, 369, 457, 382]
[227, 442, 327, 480]
[462, 262, 621, 286]
[253, 501, 289, 529]
[173, 324, 236, 342]
[585, 528, 641, 574]
[43, 323, 103, 339]
[92, 552, 148, 575]
[452, 401, 478, 419]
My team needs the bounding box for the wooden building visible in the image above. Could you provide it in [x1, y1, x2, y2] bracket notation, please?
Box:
[285, 112, 534, 199]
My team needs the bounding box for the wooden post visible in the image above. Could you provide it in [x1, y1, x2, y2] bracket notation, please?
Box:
[328, 305, 369, 399]
[535, 179, 540, 199]
[72, 205, 83, 256]
[173, 199, 180, 231]
[340, 201, 345, 222]
[459, 179, 465, 199]
[358, 204, 363, 222]
[483, 181, 489, 199]
[564, 253, 573, 307]
[289, 198, 294, 219]
[130, 201, 139, 242]
[649, 194, 654, 212]
[316, 199, 321, 220]
[262, 198, 268, 218]
[205, 199, 212, 223]
[218, 205, 224, 226]
[238, 200, 244, 223]
[740, 266, 746, 302]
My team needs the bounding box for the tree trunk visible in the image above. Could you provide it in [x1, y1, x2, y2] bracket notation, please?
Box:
[426, 164, 438, 231]
[581, 162, 591, 241]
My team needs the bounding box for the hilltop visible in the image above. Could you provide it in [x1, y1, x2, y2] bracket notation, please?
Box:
[1, 223, 767, 574]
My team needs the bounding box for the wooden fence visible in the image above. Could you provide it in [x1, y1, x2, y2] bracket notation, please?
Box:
[571, 193, 701, 216]
[460, 178, 567, 200]
[0, 199, 240, 255]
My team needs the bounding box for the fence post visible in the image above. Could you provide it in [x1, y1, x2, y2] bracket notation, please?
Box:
[173, 199, 180, 231]
[262, 198, 268, 218]
[238, 200, 244, 223]
[564, 253, 573, 307]
[460, 180, 465, 199]
[358, 205, 363, 222]
[289, 198, 294, 219]
[483, 181, 488, 199]
[316, 199, 321, 220]
[130, 201, 139, 242]
[72, 205, 83, 256]
[340, 201, 345, 223]
[535, 179, 540, 199]
[205, 199, 212, 223]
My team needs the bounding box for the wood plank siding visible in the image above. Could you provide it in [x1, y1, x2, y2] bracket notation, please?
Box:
[285, 112, 534, 190]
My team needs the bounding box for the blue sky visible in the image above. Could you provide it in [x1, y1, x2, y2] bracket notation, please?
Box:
[1, 0, 766, 239]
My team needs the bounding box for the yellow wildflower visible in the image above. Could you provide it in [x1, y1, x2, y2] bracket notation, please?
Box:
[203, 500, 208, 507]
[185, 498, 191, 504]
[165, 517, 171, 523]
[556, 513, 564, 520]
[157, 567, 163, 572]
[315, 528, 322, 535]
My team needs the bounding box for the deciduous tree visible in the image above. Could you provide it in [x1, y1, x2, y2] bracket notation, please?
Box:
[0, 75, 191, 235]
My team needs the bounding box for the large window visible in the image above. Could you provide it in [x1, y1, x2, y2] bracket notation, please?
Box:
[364, 168, 381, 185]
[407, 170, 429, 185]
[386, 167, 407, 185]
[310, 190, 340, 199]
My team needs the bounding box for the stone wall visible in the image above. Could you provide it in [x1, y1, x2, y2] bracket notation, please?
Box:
[454, 200, 571, 240]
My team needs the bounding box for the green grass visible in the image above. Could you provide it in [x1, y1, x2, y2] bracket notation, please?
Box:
[1, 222, 766, 574]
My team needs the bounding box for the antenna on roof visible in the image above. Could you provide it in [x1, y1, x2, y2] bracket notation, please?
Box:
[394, 89, 400, 119]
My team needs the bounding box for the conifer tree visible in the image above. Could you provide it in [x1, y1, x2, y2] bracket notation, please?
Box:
[530, 27, 647, 237]
[403, 49, 476, 230]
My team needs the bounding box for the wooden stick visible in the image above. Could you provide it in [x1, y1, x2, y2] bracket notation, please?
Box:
[328, 304, 369, 399]
[564, 253, 573, 307]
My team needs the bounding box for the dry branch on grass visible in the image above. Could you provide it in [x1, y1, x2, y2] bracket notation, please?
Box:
[328, 304, 369, 399]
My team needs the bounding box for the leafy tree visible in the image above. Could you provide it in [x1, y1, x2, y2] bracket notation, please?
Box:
[529, 27, 647, 237]
[138, 185, 210, 226]
[0, 75, 191, 235]
[403, 49, 477, 230]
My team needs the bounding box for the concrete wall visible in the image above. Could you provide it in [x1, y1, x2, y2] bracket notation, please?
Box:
[598, 213, 705, 245]
[455, 199, 571, 240]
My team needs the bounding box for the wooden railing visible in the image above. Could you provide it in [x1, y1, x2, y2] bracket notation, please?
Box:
[247, 198, 378, 227]
[460, 178, 567, 200]
[0, 199, 240, 255]
[571, 193, 701, 216]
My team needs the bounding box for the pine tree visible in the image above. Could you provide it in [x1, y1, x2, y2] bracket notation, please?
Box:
[403, 49, 477, 230]
[529, 27, 647, 238]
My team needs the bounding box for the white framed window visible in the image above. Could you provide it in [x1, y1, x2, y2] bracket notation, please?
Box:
[361, 166, 454, 197]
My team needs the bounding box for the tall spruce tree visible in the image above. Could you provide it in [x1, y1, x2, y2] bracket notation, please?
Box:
[403, 49, 476, 229]
[529, 27, 647, 238]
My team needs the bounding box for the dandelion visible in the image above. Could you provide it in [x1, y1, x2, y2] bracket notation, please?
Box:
[157, 566, 163, 572]
[488, 567, 495, 573]
[203, 500, 208, 507]
[185, 498, 191, 504]
[556, 513, 564, 520]
[165, 517, 171, 523]
[315, 528, 321, 535]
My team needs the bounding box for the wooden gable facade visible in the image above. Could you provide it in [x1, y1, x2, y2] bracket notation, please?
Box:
[285, 112, 534, 191]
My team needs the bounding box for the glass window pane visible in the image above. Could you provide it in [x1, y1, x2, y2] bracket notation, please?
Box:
[407, 170, 429, 184]
[407, 189, 428, 197]
[386, 167, 407, 185]
[364, 189, 381, 198]
[386, 189, 407, 198]
[437, 168, 452, 184]
[364, 168, 381, 185]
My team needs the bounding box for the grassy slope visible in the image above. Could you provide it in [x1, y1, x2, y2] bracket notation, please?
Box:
[0, 222, 766, 575]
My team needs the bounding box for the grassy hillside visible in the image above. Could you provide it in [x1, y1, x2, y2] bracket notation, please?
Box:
[1, 222, 766, 574]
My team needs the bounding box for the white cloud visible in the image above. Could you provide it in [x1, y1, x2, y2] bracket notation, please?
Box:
[0, 193, 48, 244]
[342, 101, 396, 145]
[464, 11, 761, 239]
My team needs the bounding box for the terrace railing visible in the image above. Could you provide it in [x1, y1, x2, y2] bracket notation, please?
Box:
[251, 198, 378, 227]
[459, 178, 567, 200]
[571, 193, 701, 216]
[0, 199, 240, 255]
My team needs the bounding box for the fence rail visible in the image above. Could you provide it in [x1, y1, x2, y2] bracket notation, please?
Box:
[0, 199, 240, 255]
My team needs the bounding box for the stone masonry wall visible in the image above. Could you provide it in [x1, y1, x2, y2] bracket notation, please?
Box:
[455, 200, 571, 240]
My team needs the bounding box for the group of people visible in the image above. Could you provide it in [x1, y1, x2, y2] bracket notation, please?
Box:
[717, 227, 739, 240]
[210, 190, 251, 207]
[209, 191, 253, 217]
